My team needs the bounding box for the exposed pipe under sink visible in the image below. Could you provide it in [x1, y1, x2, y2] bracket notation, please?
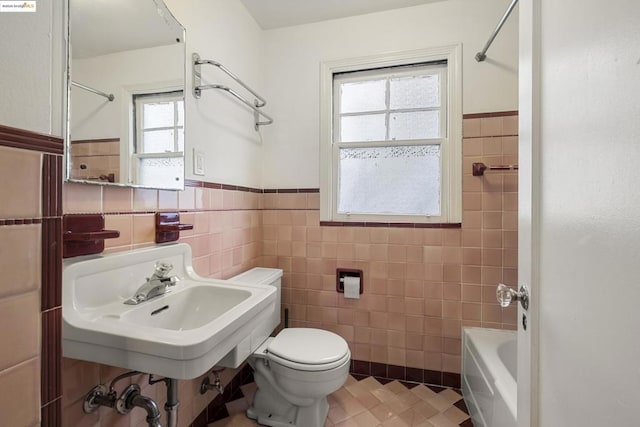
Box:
[83, 371, 179, 427]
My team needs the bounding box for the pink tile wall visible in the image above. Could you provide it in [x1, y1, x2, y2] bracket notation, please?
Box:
[262, 113, 518, 376]
[62, 183, 264, 426]
[0, 146, 44, 426]
[58, 111, 517, 425]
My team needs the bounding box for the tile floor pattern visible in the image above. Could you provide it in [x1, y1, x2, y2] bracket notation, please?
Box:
[208, 375, 474, 427]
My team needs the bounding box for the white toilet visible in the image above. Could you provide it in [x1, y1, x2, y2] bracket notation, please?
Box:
[228, 268, 351, 427]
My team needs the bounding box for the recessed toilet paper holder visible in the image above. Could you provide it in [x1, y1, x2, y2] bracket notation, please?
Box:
[336, 268, 363, 294]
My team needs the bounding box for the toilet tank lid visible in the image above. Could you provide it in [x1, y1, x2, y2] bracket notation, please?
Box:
[268, 328, 349, 365]
[229, 267, 283, 286]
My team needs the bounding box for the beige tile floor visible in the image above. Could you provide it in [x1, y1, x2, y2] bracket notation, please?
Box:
[208, 375, 473, 427]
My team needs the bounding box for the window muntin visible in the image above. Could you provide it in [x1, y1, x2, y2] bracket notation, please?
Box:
[332, 63, 448, 219]
[334, 64, 446, 143]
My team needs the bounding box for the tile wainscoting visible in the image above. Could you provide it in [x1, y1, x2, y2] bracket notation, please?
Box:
[0, 124, 64, 426]
[0, 110, 516, 426]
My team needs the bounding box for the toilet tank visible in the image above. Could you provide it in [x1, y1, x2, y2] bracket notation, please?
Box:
[217, 268, 283, 368]
[229, 268, 282, 328]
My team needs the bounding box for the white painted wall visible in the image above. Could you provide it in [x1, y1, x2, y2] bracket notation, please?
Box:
[0, 0, 517, 191]
[536, 0, 640, 424]
[70, 44, 183, 140]
[0, 0, 64, 135]
[260, 0, 519, 188]
[164, 0, 265, 188]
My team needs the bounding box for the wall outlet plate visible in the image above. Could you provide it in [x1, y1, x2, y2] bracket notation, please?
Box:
[193, 149, 205, 176]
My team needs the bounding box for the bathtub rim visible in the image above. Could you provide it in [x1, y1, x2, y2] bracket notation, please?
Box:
[462, 327, 517, 424]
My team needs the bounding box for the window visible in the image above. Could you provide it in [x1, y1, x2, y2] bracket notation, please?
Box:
[320, 46, 462, 224]
[132, 91, 184, 189]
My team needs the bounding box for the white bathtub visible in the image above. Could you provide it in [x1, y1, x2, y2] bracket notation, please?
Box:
[462, 327, 517, 427]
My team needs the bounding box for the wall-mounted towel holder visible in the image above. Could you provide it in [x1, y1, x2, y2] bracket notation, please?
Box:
[63, 214, 120, 258]
[155, 212, 194, 244]
[472, 162, 519, 176]
[192, 53, 273, 131]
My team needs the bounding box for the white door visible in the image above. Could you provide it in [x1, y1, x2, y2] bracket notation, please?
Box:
[517, 0, 539, 425]
[519, 0, 640, 425]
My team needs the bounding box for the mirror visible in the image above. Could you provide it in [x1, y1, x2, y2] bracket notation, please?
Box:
[66, 0, 186, 190]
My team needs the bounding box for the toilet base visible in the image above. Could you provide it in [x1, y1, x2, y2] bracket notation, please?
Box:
[246, 372, 330, 427]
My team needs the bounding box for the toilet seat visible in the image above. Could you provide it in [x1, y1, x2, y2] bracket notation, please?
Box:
[267, 328, 350, 372]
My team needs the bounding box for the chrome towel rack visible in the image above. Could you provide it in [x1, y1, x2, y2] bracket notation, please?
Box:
[192, 53, 273, 131]
[71, 81, 114, 102]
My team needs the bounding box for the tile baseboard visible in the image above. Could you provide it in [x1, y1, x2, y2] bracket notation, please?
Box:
[350, 359, 461, 389]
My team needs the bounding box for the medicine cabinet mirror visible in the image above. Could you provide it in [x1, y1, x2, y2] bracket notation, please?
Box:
[65, 0, 186, 190]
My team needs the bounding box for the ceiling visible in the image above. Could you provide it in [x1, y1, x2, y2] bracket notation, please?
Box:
[70, 0, 184, 59]
[239, 0, 446, 30]
[70, 0, 445, 58]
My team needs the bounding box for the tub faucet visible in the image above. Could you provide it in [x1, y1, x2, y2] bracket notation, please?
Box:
[124, 262, 179, 305]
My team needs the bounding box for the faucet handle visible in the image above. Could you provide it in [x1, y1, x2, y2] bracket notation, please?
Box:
[154, 261, 173, 278]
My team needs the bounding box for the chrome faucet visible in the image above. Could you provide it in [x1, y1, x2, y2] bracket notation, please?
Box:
[124, 261, 179, 305]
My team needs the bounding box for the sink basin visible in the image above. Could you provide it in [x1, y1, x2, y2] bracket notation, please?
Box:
[118, 285, 251, 331]
[62, 244, 277, 379]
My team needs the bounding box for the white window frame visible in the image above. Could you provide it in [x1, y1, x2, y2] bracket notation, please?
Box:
[320, 45, 462, 224]
[131, 90, 184, 185]
[133, 91, 184, 154]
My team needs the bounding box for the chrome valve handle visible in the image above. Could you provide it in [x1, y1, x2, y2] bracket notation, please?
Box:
[153, 261, 173, 278]
[496, 283, 529, 310]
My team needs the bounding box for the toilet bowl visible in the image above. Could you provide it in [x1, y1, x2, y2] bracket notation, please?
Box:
[228, 268, 351, 427]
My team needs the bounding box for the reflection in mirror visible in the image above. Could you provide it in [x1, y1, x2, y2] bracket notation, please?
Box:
[66, 0, 185, 190]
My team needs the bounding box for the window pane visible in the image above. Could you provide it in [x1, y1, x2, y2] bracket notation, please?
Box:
[390, 74, 440, 109]
[340, 80, 386, 113]
[340, 114, 386, 142]
[142, 129, 175, 153]
[390, 111, 440, 140]
[143, 102, 174, 129]
[338, 145, 441, 215]
[138, 156, 183, 189]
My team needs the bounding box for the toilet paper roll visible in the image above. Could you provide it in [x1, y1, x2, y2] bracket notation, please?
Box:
[343, 276, 361, 299]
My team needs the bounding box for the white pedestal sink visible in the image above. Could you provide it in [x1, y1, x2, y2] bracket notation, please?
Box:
[62, 243, 277, 379]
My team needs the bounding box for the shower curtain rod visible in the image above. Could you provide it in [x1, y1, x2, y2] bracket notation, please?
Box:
[475, 0, 519, 62]
[71, 81, 115, 102]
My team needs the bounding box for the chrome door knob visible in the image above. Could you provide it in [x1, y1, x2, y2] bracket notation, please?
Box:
[496, 283, 529, 310]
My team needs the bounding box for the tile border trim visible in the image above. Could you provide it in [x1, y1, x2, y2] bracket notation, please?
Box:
[0, 124, 64, 155]
[0, 218, 43, 226]
[41, 398, 61, 427]
[70, 137, 120, 144]
[41, 308, 62, 405]
[184, 179, 320, 195]
[462, 110, 518, 119]
[41, 218, 62, 310]
[42, 155, 63, 218]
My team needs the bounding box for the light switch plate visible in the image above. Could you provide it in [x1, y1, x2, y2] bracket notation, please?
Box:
[193, 149, 205, 176]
